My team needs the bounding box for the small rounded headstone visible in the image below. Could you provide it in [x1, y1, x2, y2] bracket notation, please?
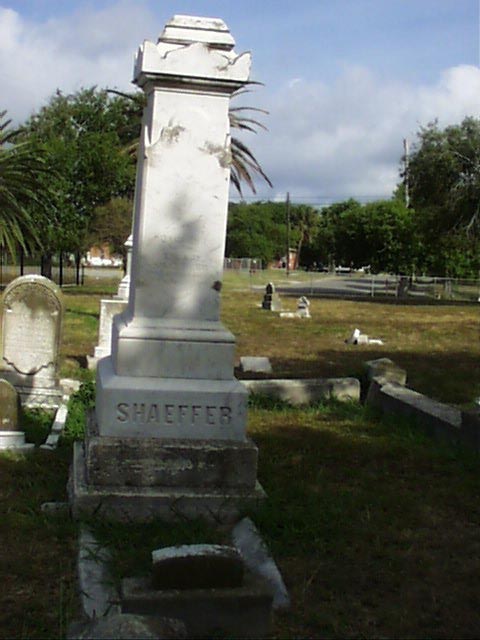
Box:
[0, 378, 20, 431]
[151, 544, 244, 590]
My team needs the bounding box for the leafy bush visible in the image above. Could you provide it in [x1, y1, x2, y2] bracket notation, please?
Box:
[61, 380, 95, 444]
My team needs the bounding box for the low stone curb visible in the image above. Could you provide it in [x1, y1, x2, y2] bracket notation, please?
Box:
[232, 517, 290, 610]
[242, 377, 360, 405]
[40, 403, 69, 450]
[364, 378, 480, 451]
[77, 526, 120, 620]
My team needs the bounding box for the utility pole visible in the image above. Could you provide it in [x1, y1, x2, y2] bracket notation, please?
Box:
[403, 137, 410, 208]
[286, 191, 291, 277]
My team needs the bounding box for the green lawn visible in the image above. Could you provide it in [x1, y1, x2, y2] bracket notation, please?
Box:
[1, 274, 480, 638]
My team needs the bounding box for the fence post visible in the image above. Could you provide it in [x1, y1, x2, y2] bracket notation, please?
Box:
[59, 251, 63, 287]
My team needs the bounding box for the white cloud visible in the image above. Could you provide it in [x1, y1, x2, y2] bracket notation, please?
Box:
[249, 64, 480, 201]
[1, 3, 479, 202]
[0, 3, 155, 123]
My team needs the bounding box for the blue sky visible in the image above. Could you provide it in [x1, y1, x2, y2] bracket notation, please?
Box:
[1, 0, 479, 201]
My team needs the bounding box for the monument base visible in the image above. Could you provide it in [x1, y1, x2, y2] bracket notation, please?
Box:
[0, 371, 63, 409]
[0, 431, 35, 450]
[69, 441, 265, 523]
[96, 357, 248, 440]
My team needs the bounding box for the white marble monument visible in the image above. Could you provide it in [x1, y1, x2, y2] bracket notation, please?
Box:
[71, 15, 264, 522]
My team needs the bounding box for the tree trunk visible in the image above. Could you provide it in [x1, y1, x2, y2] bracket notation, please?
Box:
[75, 252, 81, 286]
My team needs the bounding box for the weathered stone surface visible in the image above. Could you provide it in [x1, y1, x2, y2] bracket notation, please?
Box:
[96, 357, 248, 440]
[366, 381, 461, 443]
[0, 275, 64, 408]
[68, 613, 187, 640]
[122, 571, 272, 639]
[232, 517, 290, 610]
[77, 527, 120, 619]
[364, 357, 407, 387]
[0, 431, 34, 450]
[0, 378, 19, 430]
[151, 544, 243, 589]
[71, 15, 263, 523]
[239, 357, 272, 374]
[86, 433, 258, 489]
[242, 377, 360, 404]
[70, 442, 265, 523]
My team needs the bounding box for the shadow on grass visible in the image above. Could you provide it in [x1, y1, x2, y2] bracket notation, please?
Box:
[265, 349, 480, 405]
[65, 307, 99, 319]
[66, 354, 89, 370]
[246, 404, 480, 638]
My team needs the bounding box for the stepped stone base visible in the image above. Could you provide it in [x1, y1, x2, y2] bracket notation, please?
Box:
[69, 441, 265, 523]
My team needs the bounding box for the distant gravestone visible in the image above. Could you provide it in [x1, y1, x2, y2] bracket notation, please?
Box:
[296, 296, 310, 318]
[0, 378, 33, 450]
[262, 282, 282, 311]
[0, 275, 64, 408]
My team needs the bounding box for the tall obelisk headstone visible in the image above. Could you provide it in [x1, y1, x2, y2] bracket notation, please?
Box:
[71, 15, 264, 522]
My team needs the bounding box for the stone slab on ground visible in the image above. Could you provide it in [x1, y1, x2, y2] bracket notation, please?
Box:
[242, 377, 360, 405]
[239, 357, 272, 374]
[41, 403, 69, 450]
[67, 613, 187, 640]
[366, 380, 461, 444]
[232, 517, 290, 610]
[121, 570, 272, 639]
[70, 442, 265, 523]
[364, 357, 407, 387]
[77, 527, 120, 619]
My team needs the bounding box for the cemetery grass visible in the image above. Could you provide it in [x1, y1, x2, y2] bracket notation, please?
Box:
[1, 279, 480, 638]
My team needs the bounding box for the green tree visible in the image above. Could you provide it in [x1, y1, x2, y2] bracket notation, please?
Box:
[89, 196, 133, 259]
[408, 117, 480, 233]
[0, 111, 50, 257]
[226, 201, 286, 264]
[307, 199, 418, 273]
[404, 117, 480, 275]
[21, 87, 138, 272]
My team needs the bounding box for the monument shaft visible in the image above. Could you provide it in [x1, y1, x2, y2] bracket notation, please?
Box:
[72, 15, 264, 522]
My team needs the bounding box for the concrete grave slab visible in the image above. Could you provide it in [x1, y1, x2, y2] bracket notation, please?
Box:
[239, 357, 272, 374]
[366, 381, 461, 444]
[242, 377, 360, 405]
[232, 517, 290, 610]
[364, 357, 407, 387]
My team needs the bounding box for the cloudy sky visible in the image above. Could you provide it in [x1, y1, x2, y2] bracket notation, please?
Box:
[1, 0, 479, 203]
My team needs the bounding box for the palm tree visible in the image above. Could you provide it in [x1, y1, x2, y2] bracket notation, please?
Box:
[229, 88, 273, 196]
[108, 87, 272, 196]
[0, 111, 48, 257]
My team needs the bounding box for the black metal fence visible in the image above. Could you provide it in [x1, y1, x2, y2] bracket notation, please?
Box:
[0, 250, 85, 288]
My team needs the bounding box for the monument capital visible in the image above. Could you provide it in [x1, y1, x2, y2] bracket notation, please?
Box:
[134, 14, 251, 90]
